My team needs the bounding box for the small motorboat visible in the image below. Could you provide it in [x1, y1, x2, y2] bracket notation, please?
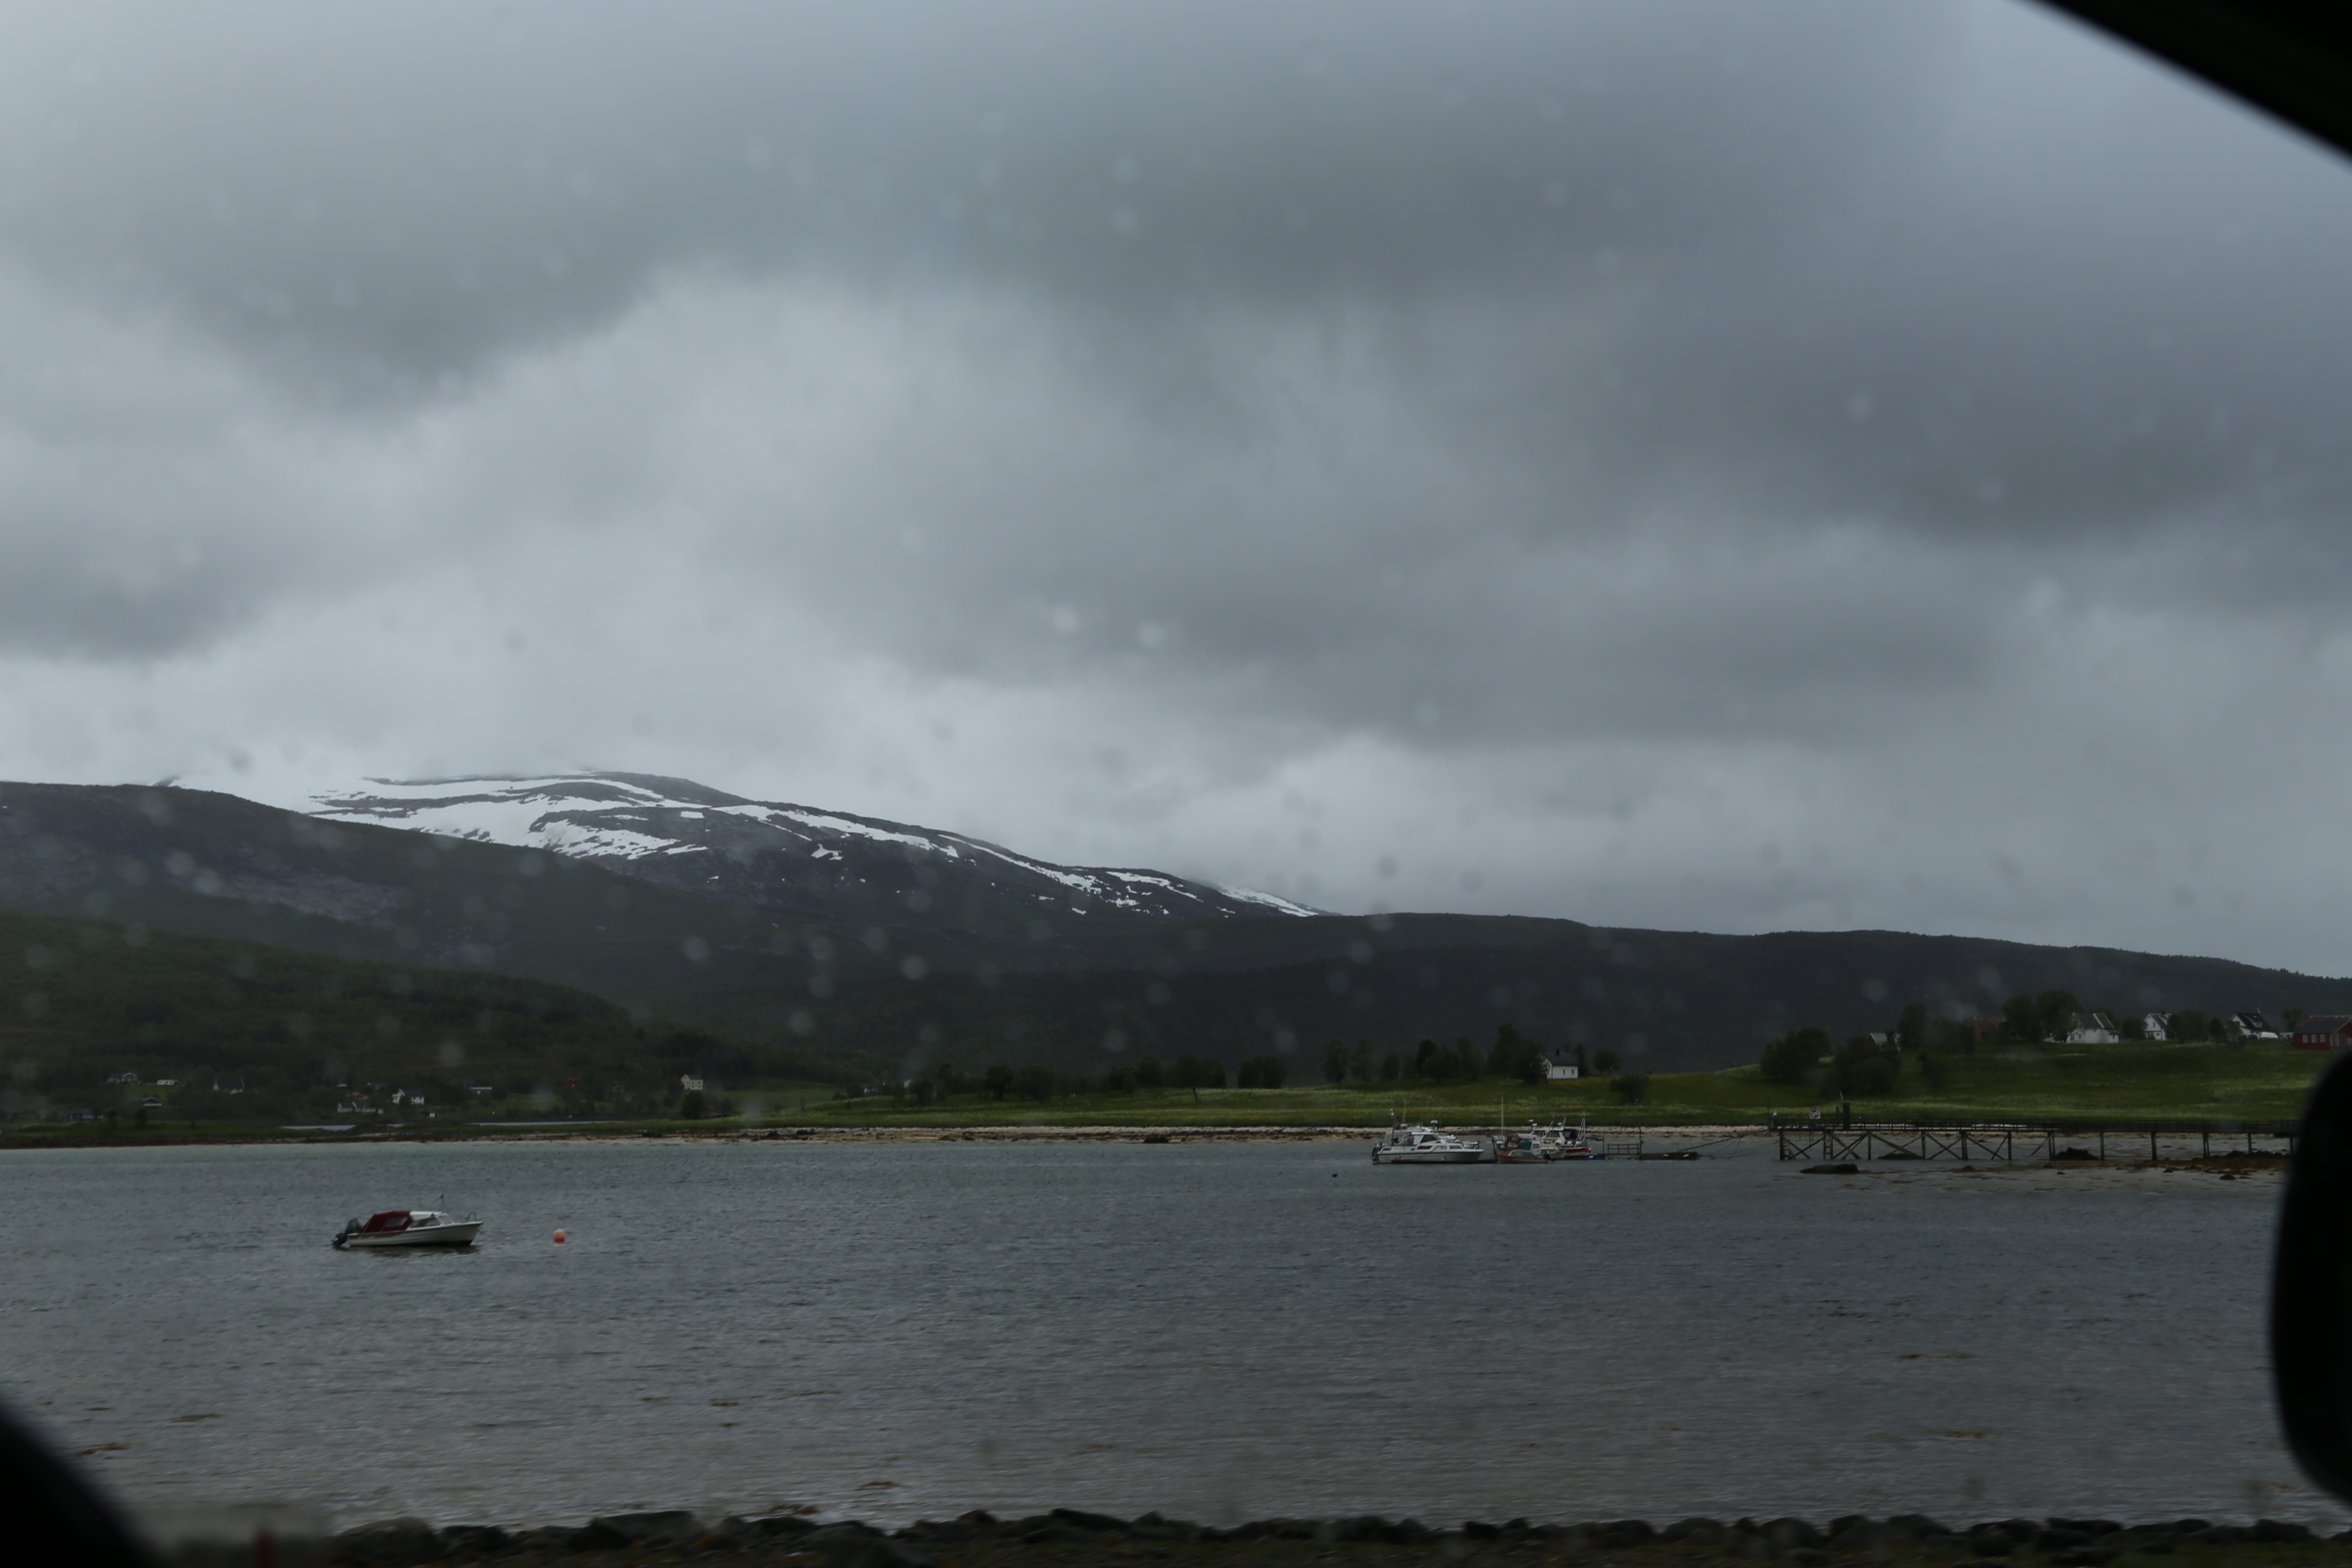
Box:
[1491, 1102, 1599, 1161]
[1498, 1126, 1566, 1162]
[1526, 1121, 1600, 1160]
[1371, 1121, 1494, 1164]
[332, 1210, 484, 1249]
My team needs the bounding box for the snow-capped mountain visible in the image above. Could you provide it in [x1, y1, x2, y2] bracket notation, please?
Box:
[300, 772, 1318, 924]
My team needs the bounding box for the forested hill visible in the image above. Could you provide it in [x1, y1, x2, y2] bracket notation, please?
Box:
[807, 916, 2352, 1079]
[4, 779, 2349, 1091]
[0, 907, 832, 1121]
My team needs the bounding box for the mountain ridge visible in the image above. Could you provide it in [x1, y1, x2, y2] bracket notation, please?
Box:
[7, 775, 2352, 1087]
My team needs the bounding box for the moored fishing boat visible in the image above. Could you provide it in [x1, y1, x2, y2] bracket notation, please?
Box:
[1528, 1121, 1599, 1160]
[332, 1210, 484, 1249]
[1492, 1105, 1598, 1161]
[1371, 1121, 1494, 1164]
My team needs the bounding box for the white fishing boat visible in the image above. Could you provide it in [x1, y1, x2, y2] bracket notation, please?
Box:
[1497, 1121, 1599, 1161]
[332, 1209, 484, 1249]
[1371, 1121, 1494, 1164]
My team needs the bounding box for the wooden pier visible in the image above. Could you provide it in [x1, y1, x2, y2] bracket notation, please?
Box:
[1773, 1121, 2297, 1163]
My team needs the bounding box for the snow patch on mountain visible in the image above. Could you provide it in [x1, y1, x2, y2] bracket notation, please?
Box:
[291, 771, 1319, 919]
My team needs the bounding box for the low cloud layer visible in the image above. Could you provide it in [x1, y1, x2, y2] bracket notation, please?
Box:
[6, 0, 2352, 980]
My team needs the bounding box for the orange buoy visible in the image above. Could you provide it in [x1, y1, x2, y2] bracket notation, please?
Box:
[553, 1229, 568, 1244]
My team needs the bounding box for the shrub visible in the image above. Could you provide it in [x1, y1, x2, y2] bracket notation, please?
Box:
[1237, 1054, 1289, 1089]
[1490, 1023, 1546, 1085]
[2001, 993, 2043, 1041]
[1924, 1016, 1978, 1056]
[1609, 1072, 1649, 1105]
[2036, 989, 2084, 1040]
[1831, 1033, 1899, 1097]
[1759, 1026, 1829, 1084]
[1844, 1054, 1896, 1097]
[679, 1090, 706, 1120]
[1171, 1055, 1226, 1090]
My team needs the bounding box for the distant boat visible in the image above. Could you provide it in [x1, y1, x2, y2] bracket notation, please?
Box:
[332, 1210, 484, 1249]
[1498, 1122, 1599, 1162]
[1371, 1122, 1494, 1164]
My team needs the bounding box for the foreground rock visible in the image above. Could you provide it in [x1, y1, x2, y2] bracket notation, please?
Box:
[151, 1509, 2351, 1566]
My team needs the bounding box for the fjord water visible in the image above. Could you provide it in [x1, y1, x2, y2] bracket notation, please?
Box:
[0, 1139, 2316, 1533]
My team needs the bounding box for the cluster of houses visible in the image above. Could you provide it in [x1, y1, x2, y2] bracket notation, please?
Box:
[93, 1070, 175, 1111]
[1954, 1008, 2352, 1048]
[333, 1084, 435, 1115]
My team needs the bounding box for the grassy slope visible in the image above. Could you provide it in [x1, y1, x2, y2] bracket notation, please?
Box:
[0, 906, 705, 1118]
[6, 1036, 2320, 1139]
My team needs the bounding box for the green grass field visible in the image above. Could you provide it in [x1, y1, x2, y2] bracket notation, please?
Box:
[6, 1038, 2326, 1143]
[756, 1037, 2336, 1129]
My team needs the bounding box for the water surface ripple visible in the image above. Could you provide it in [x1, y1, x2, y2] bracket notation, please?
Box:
[0, 1138, 2314, 1529]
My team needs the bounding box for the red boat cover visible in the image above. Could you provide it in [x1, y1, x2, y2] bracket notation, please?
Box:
[358, 1210, 413, 1233]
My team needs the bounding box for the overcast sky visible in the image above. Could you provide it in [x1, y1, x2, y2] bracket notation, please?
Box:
[6, 0, 2352, 974]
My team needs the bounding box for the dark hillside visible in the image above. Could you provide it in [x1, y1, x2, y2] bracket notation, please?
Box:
[0, 909, 795, 1121]
[6, 781, 2349, 1083]
[812, 916, 2352, 1078]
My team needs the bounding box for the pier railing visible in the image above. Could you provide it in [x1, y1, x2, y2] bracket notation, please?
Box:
[1773, 1120, 2299, 1163]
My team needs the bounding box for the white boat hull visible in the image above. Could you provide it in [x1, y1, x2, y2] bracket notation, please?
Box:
[1370, 1124, 1495, 1164]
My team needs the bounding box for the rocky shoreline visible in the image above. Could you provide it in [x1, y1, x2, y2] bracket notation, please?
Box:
[174, 1507, 2348, 1567]
[8, 1124, 1761, 1151]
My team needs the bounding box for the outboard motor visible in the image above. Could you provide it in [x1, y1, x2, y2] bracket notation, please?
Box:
[331, 1217, 361, 1250]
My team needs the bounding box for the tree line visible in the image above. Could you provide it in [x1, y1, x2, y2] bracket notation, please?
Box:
[1315, 1023, 1623, 1087]
[867, 1020, 1643, 1109]
[879, 1053, 1264, 1108]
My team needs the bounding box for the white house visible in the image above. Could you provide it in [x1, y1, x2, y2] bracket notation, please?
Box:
[2065, 1011, 2119, 1044]
[680, 1074, 706, 1093]
[2231, 1011, 2280, 1039]
[1543, 1048, 1580, 1081]
[2142, 1011, 2171, 1041]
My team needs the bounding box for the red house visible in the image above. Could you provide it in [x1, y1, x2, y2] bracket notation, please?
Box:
[2293, 1016, 2352, 1050]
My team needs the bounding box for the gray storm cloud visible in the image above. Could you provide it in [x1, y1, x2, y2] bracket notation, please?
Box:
[4, 0, 2352, 973]
[2, 1, 1940, 377]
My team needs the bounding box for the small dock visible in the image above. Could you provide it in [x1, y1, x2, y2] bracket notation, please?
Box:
[1774, 1121, 2297, 1163]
